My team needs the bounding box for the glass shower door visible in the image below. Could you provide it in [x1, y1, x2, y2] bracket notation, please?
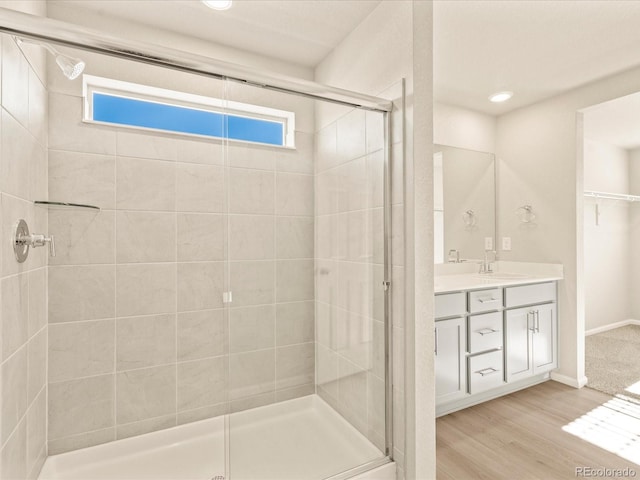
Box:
[223, 79, 389, 479]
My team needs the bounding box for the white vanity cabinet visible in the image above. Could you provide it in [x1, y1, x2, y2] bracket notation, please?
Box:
[435, 293, 467, 404]
[435, 279, 558, 416]
[505, 283, 557, 382]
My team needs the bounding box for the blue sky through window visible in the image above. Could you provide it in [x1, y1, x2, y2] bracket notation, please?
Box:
[92, 92, 285, 146]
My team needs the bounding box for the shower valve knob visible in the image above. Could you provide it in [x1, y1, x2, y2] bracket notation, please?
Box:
[13, 219, 56, 263]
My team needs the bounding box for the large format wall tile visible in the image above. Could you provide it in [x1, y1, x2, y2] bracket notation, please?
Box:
[49, 94, 116, 155]
[177, 262, 224, 312]
[2, 36, 29, 125]
[116, 415, 176, 441]
[27, 329, 47, 404]
[276, 173, 314, 216]
[176, 163, 225, 213]
[26, 389, 47, 476]
[48, 210, 115, 265]
[1, 273, 29, 361]
[49, 266, 115, 323]
[116, 157, 175, 211]
[229, 305, 275, 354]
[49, 150, 115, 209]
[276, 343, 314, 390]
[229, 261, 275, 306]
[177, 214, 225, 262]
[116, 264, 176, 317]
[28, 268, 47, 337]
[0, 418, 27, 480]
[177, 309, 227, 361]
[116, 366, 176, 424]
[1, 346, 28, 445]
[276, 260, 314, 302]
[48, 428, 115, 456]
[48, 375, 115, 440]
[48, 320, 115, 383]
[276, 217, 313, 259]
[116, 314, 176, 370]
[229, 350, 275, 401]
[276, 301, 314, 346]
[116, 131, 178, 161]
[229, 215, 274, 260]
[1, 109, 33, 199]
[177, 357, 227, 411]
[229, 168, 274, 214]
[116, 211, 176, 264]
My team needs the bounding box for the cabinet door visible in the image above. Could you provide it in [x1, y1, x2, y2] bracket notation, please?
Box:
[533, 303, 557, 374]
[435, 317, 466, 404]
[505, 307, 533, 382]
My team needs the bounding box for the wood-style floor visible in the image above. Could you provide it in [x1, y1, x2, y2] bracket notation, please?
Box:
[436, 381, 640, 479]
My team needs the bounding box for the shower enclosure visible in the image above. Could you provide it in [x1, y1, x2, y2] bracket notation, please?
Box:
[0, 8, 395, 480]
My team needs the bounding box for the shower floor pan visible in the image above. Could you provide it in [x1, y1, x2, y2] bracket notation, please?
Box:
[39, 394, 386, 480]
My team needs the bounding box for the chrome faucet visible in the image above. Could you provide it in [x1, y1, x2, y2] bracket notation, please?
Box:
[13, 219, 55, 263]
[479, 249, 496, 274]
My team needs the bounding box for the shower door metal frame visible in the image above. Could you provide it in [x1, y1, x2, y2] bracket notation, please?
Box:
[0, 7, 396, 477]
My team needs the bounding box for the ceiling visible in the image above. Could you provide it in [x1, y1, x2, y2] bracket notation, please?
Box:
[434, 0, 640, 115]
[48, 0, 382, 68]
[47, 1, 640, 118]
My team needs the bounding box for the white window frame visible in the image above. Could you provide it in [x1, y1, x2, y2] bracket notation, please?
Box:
[82, 74, 296, 148]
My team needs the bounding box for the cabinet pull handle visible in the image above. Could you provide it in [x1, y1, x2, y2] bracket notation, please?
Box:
[478, 297, 499, 304]
[528, 310, 536, 331]
[476, 367, 499, 376]
[476, 328, 499, 336]
[434, 328, 438, 356]
[535, 310, 540, 333]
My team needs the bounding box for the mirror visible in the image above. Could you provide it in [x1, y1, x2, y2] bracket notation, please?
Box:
[434, 144, 496, 264]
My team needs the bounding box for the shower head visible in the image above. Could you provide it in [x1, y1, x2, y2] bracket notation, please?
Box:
[52, 50, 85, 80]
[14, 37, 85, 80]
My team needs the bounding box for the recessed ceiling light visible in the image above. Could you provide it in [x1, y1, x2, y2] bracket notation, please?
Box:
[489, 91, 513, 103]
[202, 0, 232, 10]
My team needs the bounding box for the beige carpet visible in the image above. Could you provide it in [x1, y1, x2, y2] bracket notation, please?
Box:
[585, 324, 640, 401]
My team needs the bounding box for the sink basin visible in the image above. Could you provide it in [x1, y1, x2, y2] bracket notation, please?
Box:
[475, 272, 530, 280]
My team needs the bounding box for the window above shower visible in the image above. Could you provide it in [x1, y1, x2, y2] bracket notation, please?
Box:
[82, 75, 296, 148]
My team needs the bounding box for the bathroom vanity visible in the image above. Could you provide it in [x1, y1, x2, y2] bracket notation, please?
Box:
[435, 263, 563, 416]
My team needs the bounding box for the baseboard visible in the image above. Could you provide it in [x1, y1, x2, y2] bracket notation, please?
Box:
[586, 319, 640, 336]
[551, 372, 588, 388]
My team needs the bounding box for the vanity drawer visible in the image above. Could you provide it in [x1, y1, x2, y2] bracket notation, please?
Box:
[435, 292, 466, 319]
[469, 288, 503, 313]
[505, 282, 556, 308]
[468, 350, 504, 394]
[468, 312, 503, 354]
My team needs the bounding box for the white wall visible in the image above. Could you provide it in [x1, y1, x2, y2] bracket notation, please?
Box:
[582, 139, 630, 331]
[434, 102, 496, 153]
[316, 2, 434, 479]
[495, 62, 640, 388]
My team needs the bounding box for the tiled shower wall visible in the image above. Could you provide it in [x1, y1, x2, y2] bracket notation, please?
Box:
[314, 105, 387, 451]
[0, 33, 49, 480]
[46, 52, 316, 454]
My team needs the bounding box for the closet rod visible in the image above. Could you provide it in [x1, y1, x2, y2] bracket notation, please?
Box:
[584, 190, 640, 202]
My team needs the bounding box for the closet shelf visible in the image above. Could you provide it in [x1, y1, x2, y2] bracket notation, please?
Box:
[34, 201, 101, 211]
[584, 190, 640, 202]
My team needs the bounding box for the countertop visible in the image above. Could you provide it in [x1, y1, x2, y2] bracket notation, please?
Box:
[435, 261, 564, 294]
